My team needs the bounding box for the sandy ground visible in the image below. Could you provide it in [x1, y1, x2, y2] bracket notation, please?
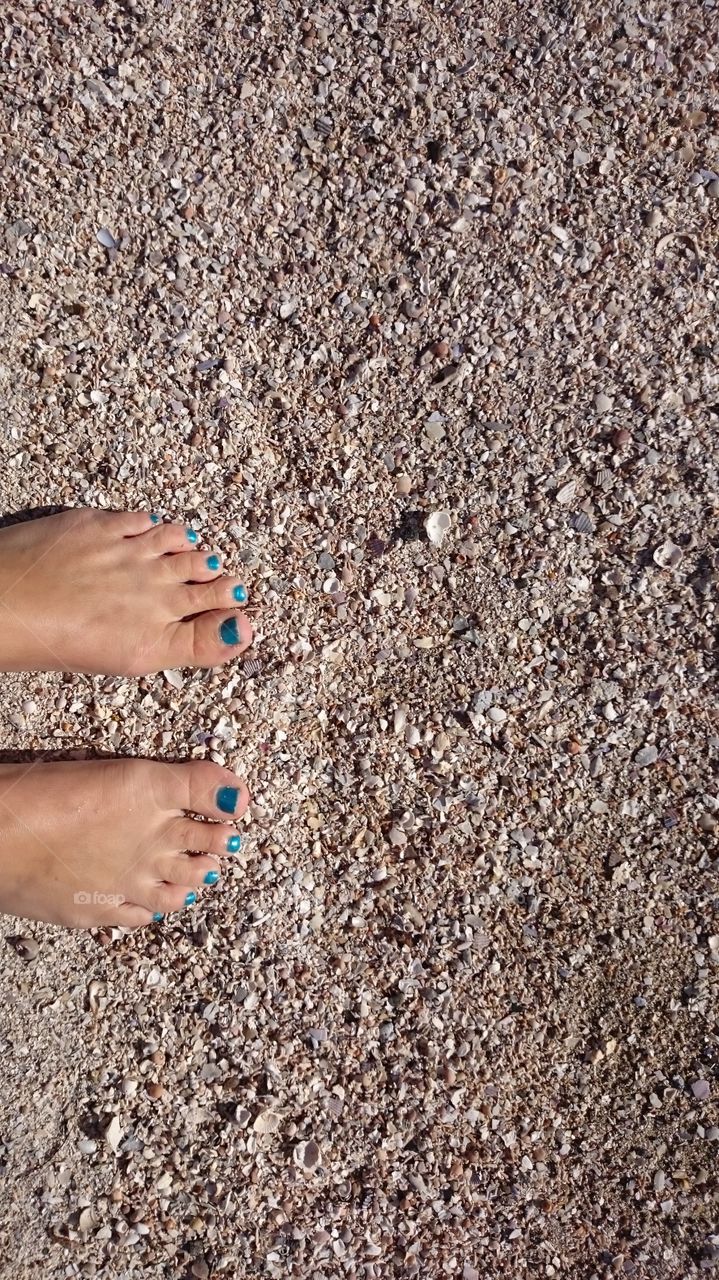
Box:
[0, 0, 717, 1276]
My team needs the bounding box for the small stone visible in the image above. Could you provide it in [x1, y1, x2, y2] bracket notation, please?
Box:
[9, 935, 39, 961]
[691, 1080, 710, 1101]
[395, 474, 411, 495]
[635, 745, 658, 767]
[707, 179, 719, 198]
[487, 707, 507, 723]
[613, 428, 631, 449]
[594, 392, 613, 414]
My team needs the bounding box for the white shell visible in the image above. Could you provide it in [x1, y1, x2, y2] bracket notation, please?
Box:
[425, 510, 451, 546]
[253, 1110, 281, 1134]
[653, 539, 683, 569]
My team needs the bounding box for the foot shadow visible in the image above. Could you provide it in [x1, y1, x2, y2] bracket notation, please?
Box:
[0, 505, 71, 530]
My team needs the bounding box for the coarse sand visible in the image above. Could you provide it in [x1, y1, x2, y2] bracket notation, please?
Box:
[0, 1, 717, 1276]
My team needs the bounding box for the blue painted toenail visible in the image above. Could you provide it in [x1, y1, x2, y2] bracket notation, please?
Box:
[150, 513, 161, 524]
[217, 786, 238, 814]
[152, 911, 164, 921]
[220, 617, 240, 645]
[226, 834, 241, 853]
[185, 892, 197, 906]
[233, 584, 248, 604]
[204, 871, 220, 886]
[207, 554, 221, 571]
[186, 528, 198, 544]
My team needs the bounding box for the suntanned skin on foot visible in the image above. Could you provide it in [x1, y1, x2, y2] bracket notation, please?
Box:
[0, 508, 252, 675]
[0, 759, 249, 928]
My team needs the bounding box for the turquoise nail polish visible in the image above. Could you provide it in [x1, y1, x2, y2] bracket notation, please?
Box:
[227, 834, 241, 853]
[207, 554, 221, 571]
[185, 892, 197, 906]
[152, 911, 164, 921]
[204, 871, 220, 886]
[150, 513, 161, 525]
[217, 786, 238, 814]
[233, 584, 248, 604]
[186, 528, 198, 544]
[220, 617, 240, 645]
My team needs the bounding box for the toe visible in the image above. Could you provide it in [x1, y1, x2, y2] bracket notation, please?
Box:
[95, 510, 161, 537]
[164, 551, 225, 583]
[147, 883, 201, 914]
[177, 578, 249, 617]
[162, 760, 250, 821]
[116, 902, 156, 929]
[156, 852, 222, 888]
[166, 608, 252, 668]
[169, 816, 242, 857]
[137, 522, 201, 554]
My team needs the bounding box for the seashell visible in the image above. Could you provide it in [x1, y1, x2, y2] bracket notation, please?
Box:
[571, 510, 594, 534]
[556, 480, 577, 504]
[653, 539, 683, 569]
[253, 1110, 281, 1135]
[293, 1138, 321, 1169]
[96, 226, 117, 249]
[425, 510, 451, 546]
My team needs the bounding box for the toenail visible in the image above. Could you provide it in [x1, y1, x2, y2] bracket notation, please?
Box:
[217, 785, 239, 814]
[206, 554, 221, 571]
[150, 513, 161, 525]
[185, 892, 197, 906]
[186, 528, 198, 544]
[152, 911, 164, 921]
[233, 584, 248, 604]
[220, 617, 240, 645]
[204, 870, 220, 886]
[226, 834, 241, 853]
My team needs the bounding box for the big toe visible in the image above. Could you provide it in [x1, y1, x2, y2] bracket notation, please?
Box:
[167, 610, 252, 669]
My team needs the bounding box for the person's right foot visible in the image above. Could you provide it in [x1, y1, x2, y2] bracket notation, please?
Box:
[0, 758, 249, 928]
[0, 508, 252, 675]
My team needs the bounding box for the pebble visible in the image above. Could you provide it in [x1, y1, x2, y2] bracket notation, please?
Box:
[9, 936, 39, 961]
[487, 707, 507, 723]
[594, 392, 614, 414]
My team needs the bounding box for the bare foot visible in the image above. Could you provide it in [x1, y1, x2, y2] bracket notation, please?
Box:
[0, 758, 249, 928]
[0, 509, 252, 675]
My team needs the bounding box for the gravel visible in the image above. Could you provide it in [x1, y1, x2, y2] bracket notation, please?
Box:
[0, 0, 717, 1277]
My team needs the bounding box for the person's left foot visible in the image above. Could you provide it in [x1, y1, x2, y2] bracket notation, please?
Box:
[0, 757, 249, 928]
[0, 508, 252, 675]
